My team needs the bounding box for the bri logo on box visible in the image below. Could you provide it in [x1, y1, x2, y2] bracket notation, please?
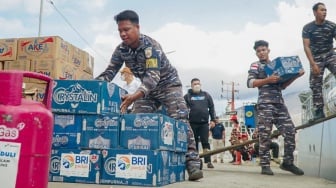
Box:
[116, 155, 147, 171]
[61, 154, 90, 169]
[53, 83, 98, 108]
[61, 155, 75, 169]
[117, 156, 131, 170]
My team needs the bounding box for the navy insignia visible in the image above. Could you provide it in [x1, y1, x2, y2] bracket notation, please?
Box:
[145, 47, 152, 58]
[146, 58, 158, 68]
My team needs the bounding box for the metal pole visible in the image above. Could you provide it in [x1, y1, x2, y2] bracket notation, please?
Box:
[38, 0, 44, 37]
[200, 114, 335, 158]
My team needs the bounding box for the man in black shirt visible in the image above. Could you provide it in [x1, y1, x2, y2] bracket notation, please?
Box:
[184, 78, 216, 168]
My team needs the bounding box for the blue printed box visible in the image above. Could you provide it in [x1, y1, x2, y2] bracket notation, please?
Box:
[52, 114, 82, 149]
[264, 56, 303, 83]
[175, 120, 188, 152]
[52, 80, 127, 114]
[100, 149, 173, 187]
[119, 113, 175, 151]
[49, 149, 102, 184]
[168, 152, 186, 183]
[80, 114, 120, 149]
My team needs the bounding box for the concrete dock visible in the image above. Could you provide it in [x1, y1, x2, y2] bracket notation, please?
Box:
[48, 160, 336, 188]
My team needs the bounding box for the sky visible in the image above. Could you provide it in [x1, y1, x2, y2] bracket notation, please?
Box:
[1, 0, 336, 114]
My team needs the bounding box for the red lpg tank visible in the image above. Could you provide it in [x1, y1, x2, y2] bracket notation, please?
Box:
[0, 71, 53, 188]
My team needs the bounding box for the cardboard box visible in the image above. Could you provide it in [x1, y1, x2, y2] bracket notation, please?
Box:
[17, 36, 71, 61]
[175, 120, 188, 152]
[69, 44, 84, 69]
[82, 51, 94, 74]
[77, 71, 93, 80]
[119, 113, 175, 151]
[80, 114, 120, 149]
[4, 60, 31, 82]
[24, 82, 48, 102]
[52, 80, 127, 114]
[0, 38, 17, 61]
[100, 149, 173, 186]
[49, 149, 101, 184]
[52, 114, 82, 149]
[30, 58, 77, 83]
[4, 60, 30, 71]
[265, 56, 303, 83]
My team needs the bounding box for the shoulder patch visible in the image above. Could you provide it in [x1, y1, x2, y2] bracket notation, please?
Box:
[250, 62, 259, 70]
[145, 47, 152, 58]
[146, 58, 158, 68]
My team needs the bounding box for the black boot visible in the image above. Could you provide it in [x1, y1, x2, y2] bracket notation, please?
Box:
[261, 166, 274, 175]
[280, 163, 304, 175]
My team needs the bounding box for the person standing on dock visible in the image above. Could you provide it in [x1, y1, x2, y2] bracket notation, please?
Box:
[247, 40, 305, 176]
[302, 2, 336, 121]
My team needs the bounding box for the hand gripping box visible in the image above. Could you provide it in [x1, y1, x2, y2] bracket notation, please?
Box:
[119, 113, 175, 151]
[264, 56, 303, 83]
[52, 80, 127, 114]
[100, 149, 175, 186]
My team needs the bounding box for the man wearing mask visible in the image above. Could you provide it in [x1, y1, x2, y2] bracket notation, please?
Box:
[184, 78, 216, 168]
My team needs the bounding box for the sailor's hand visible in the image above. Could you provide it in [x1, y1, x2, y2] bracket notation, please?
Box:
[120, 91, 144, 113]
[268, 74, 280, 83]
[311, 63, 320, 76]
[120, 94, 133, 113]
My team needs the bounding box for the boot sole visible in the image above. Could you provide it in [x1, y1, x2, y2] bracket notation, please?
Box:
[188, 170, 204, 181]
[280, 166, 304, 175]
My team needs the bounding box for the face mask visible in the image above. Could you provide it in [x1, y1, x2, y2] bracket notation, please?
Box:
[192, 84, 201, 93]
[121, 74, 126, 81]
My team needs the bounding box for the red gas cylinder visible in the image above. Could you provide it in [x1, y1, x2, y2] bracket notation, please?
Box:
[0, 70, 53, 188]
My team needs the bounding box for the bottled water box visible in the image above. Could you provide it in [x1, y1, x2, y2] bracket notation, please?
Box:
[52, 80, 127, 114]
[120, 113, 175, 151]
[265, 56, 303, 83]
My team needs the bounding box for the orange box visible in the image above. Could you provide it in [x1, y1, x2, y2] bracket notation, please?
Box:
[76, 70, 93, 80]
[3, 60, 30, 82]
[17, 36, 71, 61]
[69, 44, 85, 69]
[30, 58, 77, 83]
[23, 82, 47, 102]
[0, 38, 18, 61]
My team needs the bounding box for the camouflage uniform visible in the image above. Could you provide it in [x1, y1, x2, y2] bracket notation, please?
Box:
[302, 20, 336, 110]
[247, 61, 296, 167]
[96, 34, 202, 171]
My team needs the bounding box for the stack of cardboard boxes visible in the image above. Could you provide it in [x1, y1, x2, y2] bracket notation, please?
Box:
[2, 36, 189, 186]
[49, 79, 188, 187]
[0, 36, 94, 101]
